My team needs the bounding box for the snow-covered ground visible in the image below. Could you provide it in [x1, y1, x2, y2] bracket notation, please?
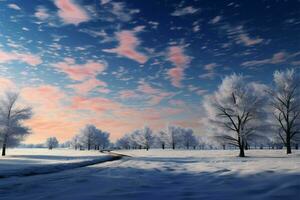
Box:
[0, 149, 299, 200]
[0, 148, 119, 178]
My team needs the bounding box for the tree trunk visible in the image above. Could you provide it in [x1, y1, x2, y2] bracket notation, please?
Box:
[239, 146, 245, 157]
[286, 141, 292, 154]
[172, 142, 175, 150]
[162, 143, 165, 149]
[2, 143, 6, 156]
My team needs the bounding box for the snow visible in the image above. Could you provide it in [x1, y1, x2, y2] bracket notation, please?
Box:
[0, 149, 299, 200]
[0, 148, 119, 178]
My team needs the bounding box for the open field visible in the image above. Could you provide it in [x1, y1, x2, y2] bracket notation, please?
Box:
[0, 149, 299, 200]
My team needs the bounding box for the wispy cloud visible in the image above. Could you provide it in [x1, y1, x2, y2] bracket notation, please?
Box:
[8, 4, 21, 10]
[209, 16, 222, 24]
[241, 52, 288, 67]
[171, 6, 199, 16]
[68, 78, 108, 95]
[223, 25, 264, 47]
[103, 28, 148, 64]
[52, 58, 106, 81]
[167, 46, 191, 88]
[110, 2, 139, 22]
[34, 7, 50, 21]
[0, 50, 42, 66]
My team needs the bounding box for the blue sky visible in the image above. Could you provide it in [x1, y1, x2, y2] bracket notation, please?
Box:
[0, 0, 299, 143]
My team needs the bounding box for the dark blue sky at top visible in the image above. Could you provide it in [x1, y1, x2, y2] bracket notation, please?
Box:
[0, 0, 300, 115]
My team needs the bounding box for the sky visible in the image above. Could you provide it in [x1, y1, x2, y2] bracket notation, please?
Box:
[0, 0, 300, 143]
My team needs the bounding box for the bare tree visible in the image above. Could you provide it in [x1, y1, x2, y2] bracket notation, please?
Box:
[0, 92, 32, 156]
[204, 74, 267, 157]
[268, 69, 300, 154]
[46, 137, 59, 150]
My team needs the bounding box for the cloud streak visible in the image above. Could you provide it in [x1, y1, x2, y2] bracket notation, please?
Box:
[167, 46, 191, 88]
[0, 50, 42, 66]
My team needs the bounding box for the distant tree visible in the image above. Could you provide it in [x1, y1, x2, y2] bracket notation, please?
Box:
[46, 137, 59, 150]
[78, 125, 110, 150]
[93, 130, 110, 150]
[116, 134, 131, 149]
[71, 134, 80, 150]
[204, 74, 267, 157]
[167, 126, 182, 149]
[0, 92, 32, 156]
[182, 128, 198, 149]
[141, 126, 154, 150]
[157, 130, 168, 149]
[268, 69, 300, 154]
[60, 141, 71, 148]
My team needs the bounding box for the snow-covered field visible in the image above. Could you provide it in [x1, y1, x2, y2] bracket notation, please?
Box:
[0, 149, 299, 200]
[0, 148, 119, 178]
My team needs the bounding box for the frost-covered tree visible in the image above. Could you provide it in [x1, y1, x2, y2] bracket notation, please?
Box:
[182, 128, 198, 149]
[141, 126, 155, 150]
[78, 125, 110, 150]
[167, 126, 183, 149]
[127, 127, 155, 150]
[0, 92, 32, 156]
[156, 130, 169, 149]
[46, 137, 59, 150]
[204, 74, 267, 157]
[93, 130, 110, 150]
[268, 69, 300, 154]
[116, 134, 131, 149]
[71, 134, 81, 150]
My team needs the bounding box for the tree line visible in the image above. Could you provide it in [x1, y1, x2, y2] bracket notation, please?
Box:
[116, 126, 199, 150]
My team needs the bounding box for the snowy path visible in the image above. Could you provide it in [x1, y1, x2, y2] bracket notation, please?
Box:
[0, 150, 299, 200]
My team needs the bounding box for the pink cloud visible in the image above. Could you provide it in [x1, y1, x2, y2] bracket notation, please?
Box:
[21, 85, 66, 110]
[68, 78, 108, 95]
[103, 30, 148, 64]
[119, 90, 140, 99]
[71, 96, 121, 112]
[167, 67, 185, 88]
[54, 0, 90, 25]
[137, 82, 161, 95]
[0, 50, 42, 66]
[53, 59, 106, 81]
[167, 46, 190, 88]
